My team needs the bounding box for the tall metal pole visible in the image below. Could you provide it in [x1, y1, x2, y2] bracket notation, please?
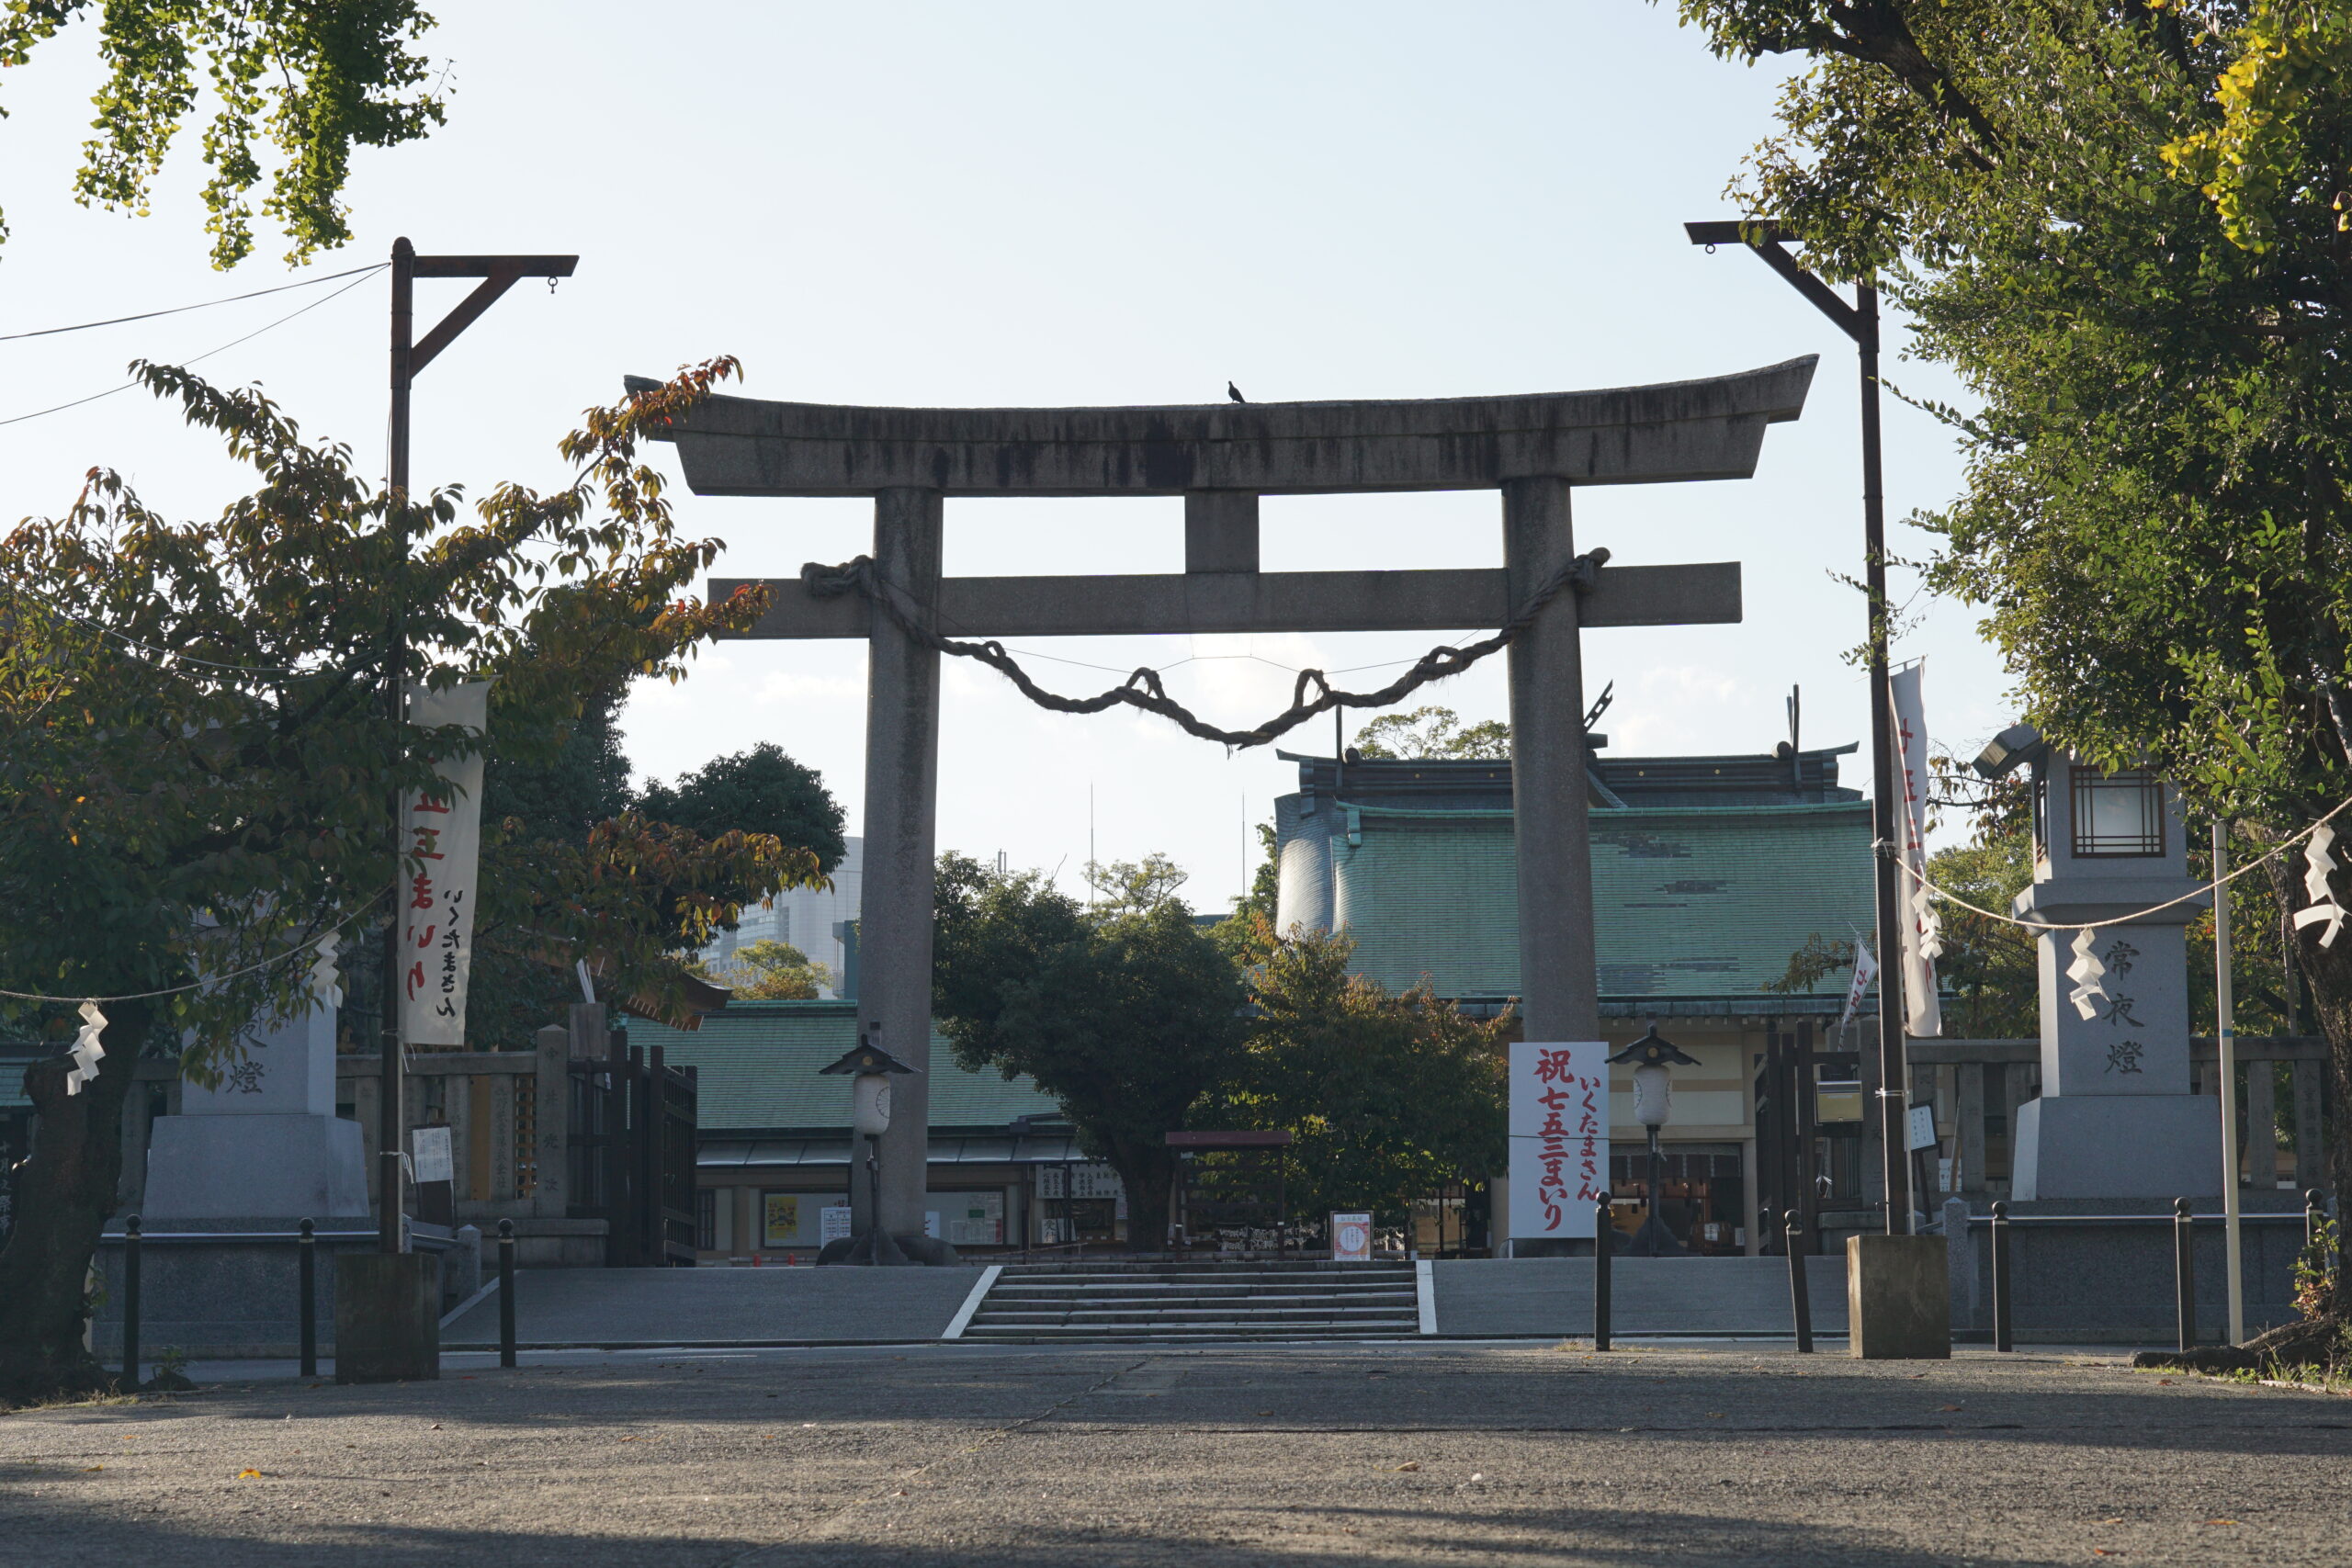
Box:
[1687, 221, 1910, 1236]
[379, 237, 415, 1255]
[373, 237, 578, 1256]
[1857, 278, 1912, 1236]
[2213, 820, 2245, 1344]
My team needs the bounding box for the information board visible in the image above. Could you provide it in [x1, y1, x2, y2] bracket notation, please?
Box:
[1507, 1041, 1609, 1243]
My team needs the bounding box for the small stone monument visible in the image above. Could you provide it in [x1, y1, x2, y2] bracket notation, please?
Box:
[96, 987, 375, 1360]
[142, 993, 370, 1223]
[1984, 728, 2222, 1200]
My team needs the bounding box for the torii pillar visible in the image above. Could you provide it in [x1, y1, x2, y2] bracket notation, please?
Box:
[633, 358, 1817, 1247]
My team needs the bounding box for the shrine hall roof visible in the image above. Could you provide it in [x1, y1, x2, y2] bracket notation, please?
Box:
[1324, 799, 1873, 1004]
[1273, 749, 1874, 1009]
[621, 1001, 1060, 1137]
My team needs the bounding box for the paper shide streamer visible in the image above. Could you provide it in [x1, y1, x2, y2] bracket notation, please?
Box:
[65, 1000, 107, 1095]
[2294, 823, 2346, 949]
[2065, 929, 2108, 1021]
[310, 932, 344, 1009]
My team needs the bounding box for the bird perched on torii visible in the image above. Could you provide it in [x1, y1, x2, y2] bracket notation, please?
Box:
[1227, 380, 1247, 403]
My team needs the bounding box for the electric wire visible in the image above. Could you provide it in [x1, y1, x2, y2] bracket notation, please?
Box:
[0, 888, 388, 1005]
[1902, 794, 2352, 934]
[0, 267, 379, 429]
[0, 263, 385, 342]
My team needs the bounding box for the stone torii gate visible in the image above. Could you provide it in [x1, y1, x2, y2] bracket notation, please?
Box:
[637, 357, 1817, 1246]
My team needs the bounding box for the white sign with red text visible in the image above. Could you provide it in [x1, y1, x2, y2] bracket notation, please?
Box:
[1508, 1040, 1609, 1242]
[401, 682, 490, 1047]
[1330, 1212, 1373, 1262]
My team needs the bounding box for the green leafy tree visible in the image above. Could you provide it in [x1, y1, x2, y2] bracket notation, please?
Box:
[1216, 822, 1283, 965]
[933, 852, 1247, 1248]
[639, 742, 847, 876]
[481, 685, 633, 845]
[1081, 852, 1190, 914]
[2, 1, 447, 265]
[0, 359, 808, 1404]
[702, 938, 831, 1001]
[1352, 705, 1510, 761]
[1218, 921, 1508, 1225]
[1671, 1, 2352, 1266]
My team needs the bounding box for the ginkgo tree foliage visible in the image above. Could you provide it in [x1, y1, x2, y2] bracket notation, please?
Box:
[0, 359, 821, 1404]
[0, 0, 447, 265]
[1669, 4, 2352, 1255]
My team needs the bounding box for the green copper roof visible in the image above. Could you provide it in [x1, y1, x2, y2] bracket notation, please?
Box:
[1329, 801, 1872, 1001]
[620, 1000, 1061, 1134]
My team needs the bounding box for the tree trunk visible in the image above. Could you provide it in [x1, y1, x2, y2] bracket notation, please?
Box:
[1109, 1144, 1174, 1258]
[0, 998, 152, 1406]
[2261, 848, 2352, 1211]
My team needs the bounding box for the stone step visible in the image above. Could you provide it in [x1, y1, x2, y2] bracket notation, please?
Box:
[978, 1297, 1411, 1306]
[987, 1285, 1417, 1301]
[1001, 1275, 1414, 1290]
[998, 1264, 1413, 1277]
[964, 1257, 1428, 1343]
[975, 1305, 1419, 1325]
[960, 1322, 1415, 1340]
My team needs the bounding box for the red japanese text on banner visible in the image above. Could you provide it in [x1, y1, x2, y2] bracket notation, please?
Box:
[1507, 1040, 1609, 1244]
[401, 681, 489, 1047]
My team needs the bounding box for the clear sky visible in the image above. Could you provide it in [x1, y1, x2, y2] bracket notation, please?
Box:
[0, 3, 2003, 912]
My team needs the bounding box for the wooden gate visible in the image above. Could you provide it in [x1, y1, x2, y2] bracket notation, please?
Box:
[568, 1026, 698, 1267]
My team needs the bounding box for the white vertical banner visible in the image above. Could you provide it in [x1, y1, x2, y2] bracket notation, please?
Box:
[401, 682, 490, 1046]
[1508, 1041, 1609, 1243]
[1888, 663, 1942, 1038]
[1839, 940, 1878, 1031]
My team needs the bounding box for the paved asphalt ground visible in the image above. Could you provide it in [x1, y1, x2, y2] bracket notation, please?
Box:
[5, 1341, 2348, 1566]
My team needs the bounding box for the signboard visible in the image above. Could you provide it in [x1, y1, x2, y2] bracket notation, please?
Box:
[936, 1191, 1005, 1247]
[410, 1124, 454, 1184]
[763, 1193, 800, 1247]
[1330, 1212, 1373, 1262]
[401, 682, 490, 1046]
[820, 1205, 854, 1243]
[411, 1124, 455, 1226]
[1508, 1041, 1609, 1242]
[1035, 1163, 1124, 1200]
[1907, 1104, 1938, 1152]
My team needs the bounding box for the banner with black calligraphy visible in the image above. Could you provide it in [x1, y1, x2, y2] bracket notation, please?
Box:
[401, 682, 490, 1047]
[1507, 1040, 1608, 1244]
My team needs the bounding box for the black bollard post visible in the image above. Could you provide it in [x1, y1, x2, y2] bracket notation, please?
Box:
[298, 1218, 317, 1379]
[498, 1218, 517, 1370]
[1592, 1198, 1612, 1352]
[2173, 1197, 2196, 1354]
[121, 1213, 141, 1393]
[1786, 1210, 1813, 1354]
[1990, 1201, 2013, 1354]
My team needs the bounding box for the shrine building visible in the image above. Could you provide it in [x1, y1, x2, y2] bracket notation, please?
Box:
[1272, 739, 1877, 1255]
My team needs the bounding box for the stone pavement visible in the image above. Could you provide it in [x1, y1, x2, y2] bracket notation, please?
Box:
[439, 1265, 988, 1348]
[433, 1258, 1854, 1348]
[4, 1342, 2347, 1565]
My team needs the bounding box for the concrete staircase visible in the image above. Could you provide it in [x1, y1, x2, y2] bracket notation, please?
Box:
[958, 1259, 1422, 1342]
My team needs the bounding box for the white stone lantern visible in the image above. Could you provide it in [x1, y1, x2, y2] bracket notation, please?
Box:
[1608, 1023, 1700, 1257]
[819, 1032, 919, 1265]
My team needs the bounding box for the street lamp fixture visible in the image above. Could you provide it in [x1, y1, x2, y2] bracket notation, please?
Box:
[1608, 1024, 1700, 1258]
[820, 1032, 919, 1266]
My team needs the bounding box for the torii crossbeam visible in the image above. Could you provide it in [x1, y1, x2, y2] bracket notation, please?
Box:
[637, 356, 1817, 1249]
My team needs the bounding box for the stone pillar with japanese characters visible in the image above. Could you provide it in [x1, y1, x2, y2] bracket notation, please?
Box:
[141, 989, 370, 1222]
[2009, 749, 2222, 1201]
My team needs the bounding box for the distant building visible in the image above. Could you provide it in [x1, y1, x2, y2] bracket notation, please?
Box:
[622, 1000, 1112, 1259]
[703, 835, 862, 992]
[1272, 743, 1877, 1255]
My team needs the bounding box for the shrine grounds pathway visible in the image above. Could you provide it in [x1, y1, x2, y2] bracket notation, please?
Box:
[5, 1342, 2348, 1567]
